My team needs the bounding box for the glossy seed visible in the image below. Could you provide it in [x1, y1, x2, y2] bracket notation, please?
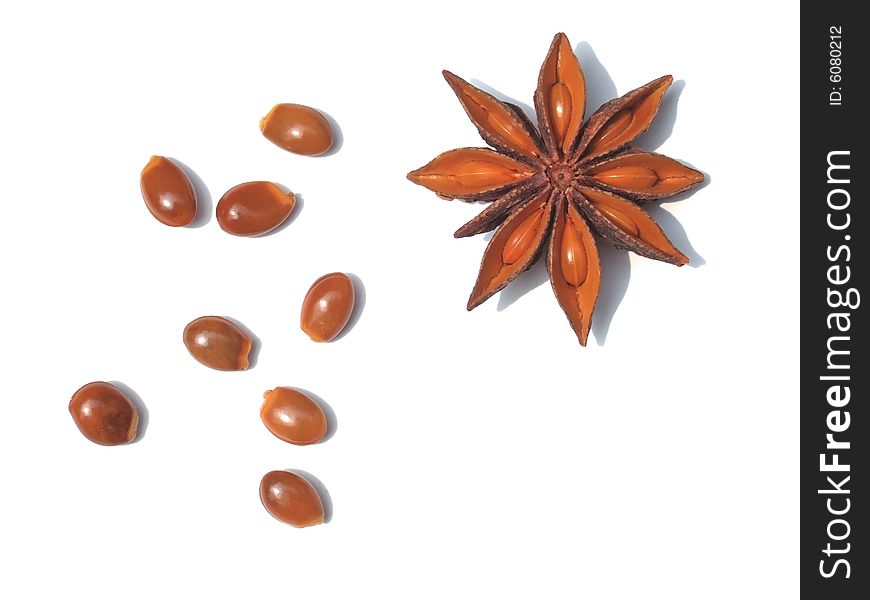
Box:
[590, 109, 634, 152]
[592, 165, 659, 191]
[460, 160, 529, 188]
[260, 103, 333, 156]
[592, 202, 640, 237]
[183, 316, 253, 371]
[260, 470, 325, 527]
[300, 273, 355, 342]
[501, 203, 546, 264]
[547, 82, 571, 142]
[261, 387, 327, 445]
[486, 110, 530, 153]
[69, 382, 139, 445]
[139, 156, 197, 227]
[216, 181, 295, 237]
[560, 213, 588, 286]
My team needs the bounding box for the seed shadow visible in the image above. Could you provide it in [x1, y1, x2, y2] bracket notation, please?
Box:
[223, 316, 261, 369]
[286, 469, 333, 523]
[590, 244, 632, 346]
[168, 157, 213, 229]
[332, 273, 366, 341]
[109, 381, 149, 444]
[291, 387, 338, 443]
[635, 79, 684, 152]
[574, 42, 617, 118]
[257, 186, 304, 238]
[497, 259, 549, 311]
[318, 109, 344, 156]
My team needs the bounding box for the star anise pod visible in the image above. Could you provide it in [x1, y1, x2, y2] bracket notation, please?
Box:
[408, 33, 704, 345]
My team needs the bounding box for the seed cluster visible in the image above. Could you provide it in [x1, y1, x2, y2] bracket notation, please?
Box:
[69, 102, 355, 527]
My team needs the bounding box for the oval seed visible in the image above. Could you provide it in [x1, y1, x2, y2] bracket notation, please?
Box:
[592, 166, 659, 191]
[560, 214, 588, 286]
[183, 316, 253, 371]
[456, 160, 529, 189]
[300, 273, 355, 342]
[593, 203, 640, 237]
[260, 470, 325, 527]
[216, 181, 295, 237]
[69, 382, 139, 445]
[139, 156, 197, 227]
[485, 108, 537, 157]
[548, 82, 572, 143]
[501, 203, 546, 265]
[259, 103, 333, 156]
[261, 387, 328, 445]
[589, 109, 634, 153]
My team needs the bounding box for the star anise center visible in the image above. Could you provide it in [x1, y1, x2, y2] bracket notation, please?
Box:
[546, 163, 576, 191]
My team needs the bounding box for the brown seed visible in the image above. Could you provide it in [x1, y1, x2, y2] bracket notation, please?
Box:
[183, 316, 253, 371]
[259, 470, 325, 527]
[560, 211, 588, 286]
[501, 202, 547, 265]
[591, 165, 659, 191]
[592, 202, 639, 237]
[69, 382, 139, 445]
[300, 272, 355, 342]
[139, 155, 197, 227]
[547, 82, 572, 143]
[216, 181, 295, 237]
[261, 387, 328, 445]
[260, 103, 334, 156]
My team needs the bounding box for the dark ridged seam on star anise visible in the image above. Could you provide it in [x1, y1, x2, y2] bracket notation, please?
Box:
[407, 32, 704, 345]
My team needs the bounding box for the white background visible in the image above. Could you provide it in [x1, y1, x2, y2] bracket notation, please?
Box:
[0, 1, 799, 598]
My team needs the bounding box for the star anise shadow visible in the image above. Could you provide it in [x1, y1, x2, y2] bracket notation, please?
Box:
[470, 42, 707, 344]
[574, 42, 617, 120]
[589, 243, 631, 344]
[646, 205, 705, 266]
[496, 258, 549, 311]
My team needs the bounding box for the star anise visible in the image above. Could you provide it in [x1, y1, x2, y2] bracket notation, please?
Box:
[407, 33, 704, 345]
